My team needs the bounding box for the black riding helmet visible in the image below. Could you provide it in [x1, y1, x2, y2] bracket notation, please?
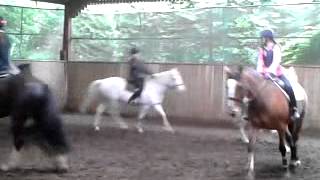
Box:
[129, 47, 140, 55]
[260, 29, 276, 44]
[260, 30, 274, 39]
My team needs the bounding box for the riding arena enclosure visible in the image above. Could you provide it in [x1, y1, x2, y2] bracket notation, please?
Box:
[1, 0, 320, 179]
[2, 1, 320, 129]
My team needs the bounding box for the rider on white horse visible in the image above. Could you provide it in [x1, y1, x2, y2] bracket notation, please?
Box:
[127, 47, 153, 104]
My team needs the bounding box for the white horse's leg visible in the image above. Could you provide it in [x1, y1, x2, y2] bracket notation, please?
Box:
[247, 124, 257, 178]
[109, 100, 128, 129]
[1, 148, 22, 171]
[270, 129, 290, 153]
[136, 105, 150, 133]
[94, 104, 106, 131]
[52, 154, 69, 172]
[154, 104, 174, 133]
[239, 118, 249, 143]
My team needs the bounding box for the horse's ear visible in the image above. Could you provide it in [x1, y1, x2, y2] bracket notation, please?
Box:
[224, 66, 231, 73]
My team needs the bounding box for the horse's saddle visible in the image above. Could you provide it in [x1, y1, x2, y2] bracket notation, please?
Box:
[269, 77, 290, 101]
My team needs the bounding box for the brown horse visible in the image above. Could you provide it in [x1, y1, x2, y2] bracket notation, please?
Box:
[225, 66, 307, 177]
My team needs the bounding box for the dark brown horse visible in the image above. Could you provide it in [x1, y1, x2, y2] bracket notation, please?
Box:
[225, 66, 307, 177]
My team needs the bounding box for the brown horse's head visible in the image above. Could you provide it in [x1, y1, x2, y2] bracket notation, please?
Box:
[224, 66, 251, 118]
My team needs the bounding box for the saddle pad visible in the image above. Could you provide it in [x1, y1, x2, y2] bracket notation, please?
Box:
[271, 78, 305, 102]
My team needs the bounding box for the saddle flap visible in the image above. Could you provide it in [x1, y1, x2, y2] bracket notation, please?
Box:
[270, 78, 290, 101]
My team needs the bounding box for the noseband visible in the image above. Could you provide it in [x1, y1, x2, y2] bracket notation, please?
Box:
[228, 97, 243, 104]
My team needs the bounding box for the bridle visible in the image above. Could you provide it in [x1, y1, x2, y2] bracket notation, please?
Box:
[228, 97, 243, 104]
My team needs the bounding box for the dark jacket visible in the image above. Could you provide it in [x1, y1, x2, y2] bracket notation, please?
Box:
[128, 55, 152, 80]
[0, 31, 11, 72]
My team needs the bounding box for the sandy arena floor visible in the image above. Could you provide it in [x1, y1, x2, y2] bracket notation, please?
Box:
[0, 114, 319, 180]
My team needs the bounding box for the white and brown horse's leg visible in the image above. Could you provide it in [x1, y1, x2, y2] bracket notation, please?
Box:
[239, 116, 249, 143]
[247, 124, 257, 178]
[1, 148, 22, 171]
[94, 104, 106, 131]
[154, 104, 174, 133]
[278, 129, 289, 168]
[109, 100, 128, 129]
[136, 105, 150, 133]
[287, 123, 301, 167]
[52, 154, 69, 172]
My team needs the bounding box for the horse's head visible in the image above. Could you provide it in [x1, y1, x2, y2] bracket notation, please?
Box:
[153, 68, 186, 91]
[169, 68, 186, 91]
[224, 66, 251, 117]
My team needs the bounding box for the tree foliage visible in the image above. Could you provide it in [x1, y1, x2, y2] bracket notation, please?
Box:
[1, 1, 320, 64]
[0, 5, 63, 60]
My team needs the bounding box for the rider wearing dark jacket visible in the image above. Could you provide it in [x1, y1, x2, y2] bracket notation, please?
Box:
[127, 47, 152, 104]
[0, 16, 11, 73]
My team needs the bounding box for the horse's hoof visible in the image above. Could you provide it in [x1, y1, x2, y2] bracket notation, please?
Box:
[246, 171, 255, 180]
[136, 125, 144, 133]
[137, 128, 144, 133]
[94, 126, 100, 131]
[241, 137, 249, 144]
[54, 155, 69, 173]
[163, 126, 175, 133]
[120, 124, 129, 130]
[0, 164, 10, 171]
[290, 160, 301, 167]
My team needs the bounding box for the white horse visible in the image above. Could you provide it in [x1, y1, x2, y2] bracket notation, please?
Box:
[80, 68, 186, 133]
[225, 66, 308, 144]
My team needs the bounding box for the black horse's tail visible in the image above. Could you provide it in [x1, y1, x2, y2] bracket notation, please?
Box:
[290, 93, 308, 142]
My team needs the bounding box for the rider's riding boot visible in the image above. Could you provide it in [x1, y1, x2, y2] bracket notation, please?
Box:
[128, 91, 139, 104]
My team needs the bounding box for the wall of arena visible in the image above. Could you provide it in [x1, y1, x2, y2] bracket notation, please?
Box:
[18, 60, 320, 129]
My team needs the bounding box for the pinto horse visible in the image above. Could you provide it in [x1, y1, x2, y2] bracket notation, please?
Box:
[81, 68, 186, 133]
[225, 66, 307, 177]
[0, 64, 69, 172]
[225, 67, 308, 144]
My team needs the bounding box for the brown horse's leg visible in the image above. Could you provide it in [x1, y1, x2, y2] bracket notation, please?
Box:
[278, 130, 288, 168]
[287, 123, 300, 166]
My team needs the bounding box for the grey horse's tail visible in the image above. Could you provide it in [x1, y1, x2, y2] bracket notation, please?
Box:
[296, 92, 308, 134]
